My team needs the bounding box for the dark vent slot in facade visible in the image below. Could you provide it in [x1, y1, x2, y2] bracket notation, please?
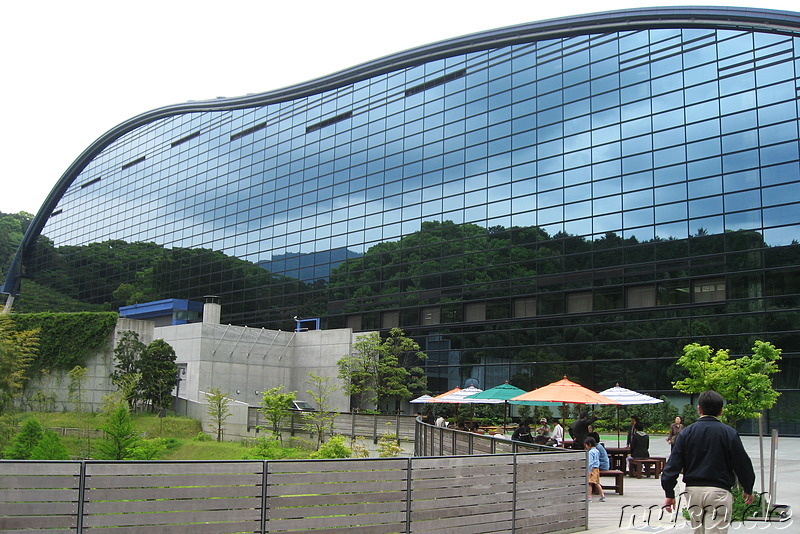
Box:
[121, 156, 146, 170]
[80, 177, 102, 189]
[50, 209, 62, 218]
[306, 111, 353, 133]
[230, 122, 266, 141]
[171, 131, 201, 147]
[404, 68, 467, 97]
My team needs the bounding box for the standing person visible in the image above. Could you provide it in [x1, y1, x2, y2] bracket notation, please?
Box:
[666, 416, 684, 449]
[584, 437, 606, 502]
[662, 390, 755, 533]
[569, 412, 592, 450]
[551, 417, 564, 446]
[626, 415, 640, 447]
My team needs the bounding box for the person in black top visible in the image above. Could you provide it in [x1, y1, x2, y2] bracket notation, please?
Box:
[661, 390, 755, 533]
[512, 419, 533, 443]
[569, 412, 594, 450]
[629, 421, 650, 458]
[626, 415, 640, 447]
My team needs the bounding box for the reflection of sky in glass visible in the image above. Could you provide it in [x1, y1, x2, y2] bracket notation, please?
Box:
[39, 26, 800, 283]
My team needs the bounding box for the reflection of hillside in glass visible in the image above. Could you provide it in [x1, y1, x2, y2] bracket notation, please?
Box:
[20, 220, 798, 331]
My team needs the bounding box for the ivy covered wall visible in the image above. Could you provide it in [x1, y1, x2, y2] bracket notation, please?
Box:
[11, 312, 118, 371]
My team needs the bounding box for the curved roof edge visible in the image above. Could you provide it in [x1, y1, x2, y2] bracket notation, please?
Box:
[5, 6, 800, 297]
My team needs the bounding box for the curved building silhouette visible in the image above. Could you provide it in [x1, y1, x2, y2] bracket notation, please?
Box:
[4, 7, 800, 431]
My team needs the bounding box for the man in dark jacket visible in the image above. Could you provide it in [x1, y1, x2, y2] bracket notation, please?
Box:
[661, 390, 755, 533]
[569, 412, 594, 450]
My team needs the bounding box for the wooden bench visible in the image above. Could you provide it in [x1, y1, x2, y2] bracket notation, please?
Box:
[628, 457, 665, 478]
[600, 469, 624, 495]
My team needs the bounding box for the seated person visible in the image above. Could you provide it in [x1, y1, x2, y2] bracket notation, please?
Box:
[535, 418, 551, 437]
[630, 421, 650, 458]
[587, 424, 601, 444]
[511, 419, 533, 443]
[596, 440, 610, 471]
[627, 421, 650, 471]
[551, 418, 564, 446]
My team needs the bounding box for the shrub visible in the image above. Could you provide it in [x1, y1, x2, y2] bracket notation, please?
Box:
[4, 418, 44, 459]
[377, 432, 403, 457]
[245, 436, 291, 460]
[350, 436, 370, 458]
[28, 429, 70, 460]
[310, 435, 351, 459]
[127, 438, 169, 460]
[193, 431, 212, 441]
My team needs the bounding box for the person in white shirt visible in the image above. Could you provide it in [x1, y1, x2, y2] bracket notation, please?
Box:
[551, 418, 564, 446]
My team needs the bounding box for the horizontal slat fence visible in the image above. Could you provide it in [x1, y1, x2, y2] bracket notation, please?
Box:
[0, 461, 80, 532]
[247, 409, 416, 443]
[1, 422, 585, 533]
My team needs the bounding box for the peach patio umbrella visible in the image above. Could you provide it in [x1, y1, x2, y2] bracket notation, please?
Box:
[510, 376, 621, 427]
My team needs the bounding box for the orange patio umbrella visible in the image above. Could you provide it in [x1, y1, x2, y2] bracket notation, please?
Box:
[510, 376, 621, 431]
[431, 387, 461, 400]
[512, 376, 621, 405]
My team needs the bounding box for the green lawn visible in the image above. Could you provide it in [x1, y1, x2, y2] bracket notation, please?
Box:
[12, 411, 262, 460]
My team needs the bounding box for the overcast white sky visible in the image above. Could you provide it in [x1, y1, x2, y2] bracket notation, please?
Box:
[2, 0, 797, 215]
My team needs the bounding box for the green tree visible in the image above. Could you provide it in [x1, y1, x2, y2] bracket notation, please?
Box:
[305, 372, 339, 448]
[29, 429, 70, 460]
[139, 339, 177, 413]
[111, 330, 146, 408]
[96, 403, 142, 460]
[0, 211, 32, 279]
[68, 365, 91, 457]
[338, 334, 379, 411]
[3, 417, 44, 459]
[259, 386, 296, 443]
[68, 365, 87, 411]
[0, 314, 38, 414]
[338, 328, 426, 413]
[205, 387, 232, 442]
[674, 341, 782, 426]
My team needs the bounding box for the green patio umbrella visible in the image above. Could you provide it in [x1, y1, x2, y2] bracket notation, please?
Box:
[464, 382, 557, 429]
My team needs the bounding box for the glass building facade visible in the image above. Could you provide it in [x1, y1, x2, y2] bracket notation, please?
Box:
[5, 7, 800, 432]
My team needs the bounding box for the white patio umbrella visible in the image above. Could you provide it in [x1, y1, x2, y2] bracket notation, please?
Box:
[409, 394, 434, 404]
[430, 386, 483, 423]
[598, 384, 663, 447]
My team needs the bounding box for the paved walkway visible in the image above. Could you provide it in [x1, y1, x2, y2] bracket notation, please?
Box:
[582, 435, 796, 533]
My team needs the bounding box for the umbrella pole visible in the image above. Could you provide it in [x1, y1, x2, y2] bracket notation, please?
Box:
[617, 406, 621, 448]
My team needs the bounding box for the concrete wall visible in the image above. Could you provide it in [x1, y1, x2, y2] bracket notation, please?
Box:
[22, 318, 154, 412]
[22, 317, 352, 415]
[157, 323, 351, 411]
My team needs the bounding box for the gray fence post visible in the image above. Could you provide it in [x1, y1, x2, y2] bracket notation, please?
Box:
[396, 413, 401, 446]
[261, 460, 268, 534]
[77, 461, 86, 534]
[511, 453, 518, 532]
[405, 457, 413, 533]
